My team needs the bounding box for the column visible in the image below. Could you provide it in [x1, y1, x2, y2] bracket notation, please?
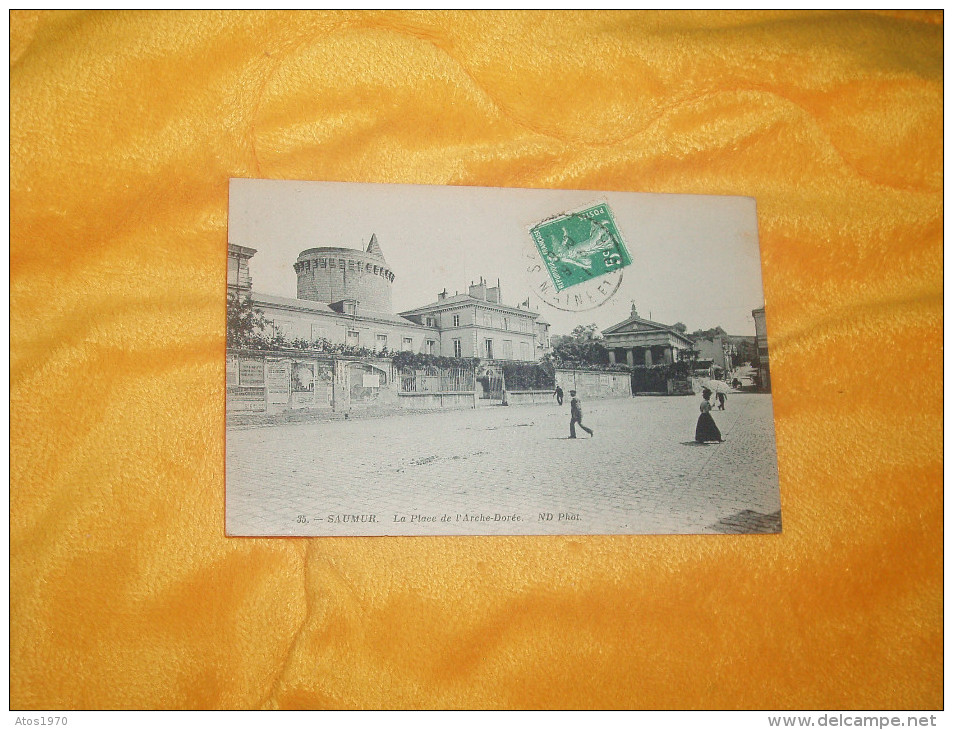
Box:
[626, 348, 635, 366]
[608, 350, 616, 365]
[644, 348, 653, 366]
[664, 347, 673, 364]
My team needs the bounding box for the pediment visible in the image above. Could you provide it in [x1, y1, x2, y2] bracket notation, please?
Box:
[621, 321, 666, 333]
[603, 317, 670, 335]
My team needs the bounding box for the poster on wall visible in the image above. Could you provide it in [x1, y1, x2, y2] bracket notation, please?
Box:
[264, 361, 290, 405]
[226, 179, 780, 537]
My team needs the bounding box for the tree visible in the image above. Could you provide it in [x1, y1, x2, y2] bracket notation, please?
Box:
[551, 323, 610, 366]
[673, 322, 687, 334]
[570, 323, 601, 340]
[690, 325, 728, 340]
[227, 293, 272, 348]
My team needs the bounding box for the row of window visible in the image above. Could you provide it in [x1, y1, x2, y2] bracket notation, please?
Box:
[342, 330, 436, 354]
[423, 311, 533, 332]
[293, 258, 394, 282]
[272, 321, 536, 360]
[273, 321, 432, 352]
[476, 339, 531, 360]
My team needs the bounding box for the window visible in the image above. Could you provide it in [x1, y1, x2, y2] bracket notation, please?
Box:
[426, 339, 437, 355]
[273, 320, 292, 338]
[453, 338, 462, 358]
[483, 312, 491, 326]
[503, 317, 509, 331]
[502, 340, 513, 359]
[346, 330, 359, 347]
[484, 339, 494, 359]
[376, 334, 388, 351]
[402, 337, 413, 352]
[338, 259, 345, 269]
[329, 259, 335, 268]
[452, 314, 460, 327]
[426, 316, 436, 327]
[343, 301, 356, 315]
[521, 342, 531, 360]
[319, 258, 327, 268]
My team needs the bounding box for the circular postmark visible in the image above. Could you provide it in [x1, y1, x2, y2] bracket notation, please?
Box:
[523, 202, 631, 312]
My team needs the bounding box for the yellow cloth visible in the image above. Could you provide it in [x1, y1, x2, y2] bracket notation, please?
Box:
[11, 10, 942, 709]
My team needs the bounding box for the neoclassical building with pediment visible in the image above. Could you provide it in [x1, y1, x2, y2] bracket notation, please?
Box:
[602, 305, 694, 367]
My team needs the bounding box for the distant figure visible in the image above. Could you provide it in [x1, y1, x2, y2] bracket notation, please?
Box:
[702, 385, 712, 402]
[716, 391, 727, 410]
[554, 385, 564, 406]
[569, 390, 594, 439]
[732, 378, 741, 390]
[695, 394, 723, 444]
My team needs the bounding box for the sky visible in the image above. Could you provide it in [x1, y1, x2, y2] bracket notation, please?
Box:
[228, 179, 767, 337]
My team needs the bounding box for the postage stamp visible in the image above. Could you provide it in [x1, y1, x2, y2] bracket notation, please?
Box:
[530, 202, 632, 293]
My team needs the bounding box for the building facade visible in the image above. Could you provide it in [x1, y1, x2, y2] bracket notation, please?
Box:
[400, 278, 550, 362]
[752, 306, 771, 391]
[601, 305, 694, 366]
[693, 335, 733, 375]
[228, 239, 550, 361]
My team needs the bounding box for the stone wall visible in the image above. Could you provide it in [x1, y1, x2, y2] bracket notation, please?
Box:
[227, 349, 477, 422]
[397, 392, 476, 410]
[505, 390, 554, 405]
[554, 369, 631, 399]
[227, 354, 632, 424]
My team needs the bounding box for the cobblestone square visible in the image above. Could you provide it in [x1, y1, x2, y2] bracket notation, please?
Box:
[226, 394, 782, 536]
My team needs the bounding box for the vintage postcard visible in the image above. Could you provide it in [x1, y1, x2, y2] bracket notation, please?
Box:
[226, 179, 780, 536]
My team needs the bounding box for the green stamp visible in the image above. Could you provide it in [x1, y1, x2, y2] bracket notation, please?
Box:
[530, 202, 631, 293]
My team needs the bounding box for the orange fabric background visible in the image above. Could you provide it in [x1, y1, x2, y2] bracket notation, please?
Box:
[10, 10, 942, 709]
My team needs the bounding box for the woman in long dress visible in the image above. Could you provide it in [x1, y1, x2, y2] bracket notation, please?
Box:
[695, 396, 723, 443]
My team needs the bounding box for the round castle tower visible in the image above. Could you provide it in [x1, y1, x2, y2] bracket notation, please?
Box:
[293, 234, 394, 314]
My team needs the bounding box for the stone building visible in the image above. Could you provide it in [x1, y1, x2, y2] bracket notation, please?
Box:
[400, 277, 550, 361]
[293, 234, 394, 314]
[226, 244, 257, 295]
[227, 238, 549, 361]
[601, 305, 693, 366]
[752, 306, 771, 391]
[693, 334, 733, 375]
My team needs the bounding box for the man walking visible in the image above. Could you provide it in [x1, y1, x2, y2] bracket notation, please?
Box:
[554, 385, 564, 406]
[569, 390, 594, 439]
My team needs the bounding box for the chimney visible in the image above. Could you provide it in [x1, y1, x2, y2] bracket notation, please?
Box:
[469, 276, 487, 301]
[437, 288, 448, 301]
[486, 278, 502, 304]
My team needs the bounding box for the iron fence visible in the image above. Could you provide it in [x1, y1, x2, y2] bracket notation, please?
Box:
[399, 366, 474, 393]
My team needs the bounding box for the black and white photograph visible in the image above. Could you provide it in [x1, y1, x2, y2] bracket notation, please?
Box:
[226, 178, 780, 536]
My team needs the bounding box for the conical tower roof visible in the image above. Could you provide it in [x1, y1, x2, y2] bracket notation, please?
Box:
[366, 233, 385, 259]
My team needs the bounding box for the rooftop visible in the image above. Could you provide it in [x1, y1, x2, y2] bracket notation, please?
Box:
[399, 293, 541, 319]
[298, 234, 387, 261]
[252, 292, 434, 329]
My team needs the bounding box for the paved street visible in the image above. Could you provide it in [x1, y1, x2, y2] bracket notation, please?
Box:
[226, 394, 781, 536]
